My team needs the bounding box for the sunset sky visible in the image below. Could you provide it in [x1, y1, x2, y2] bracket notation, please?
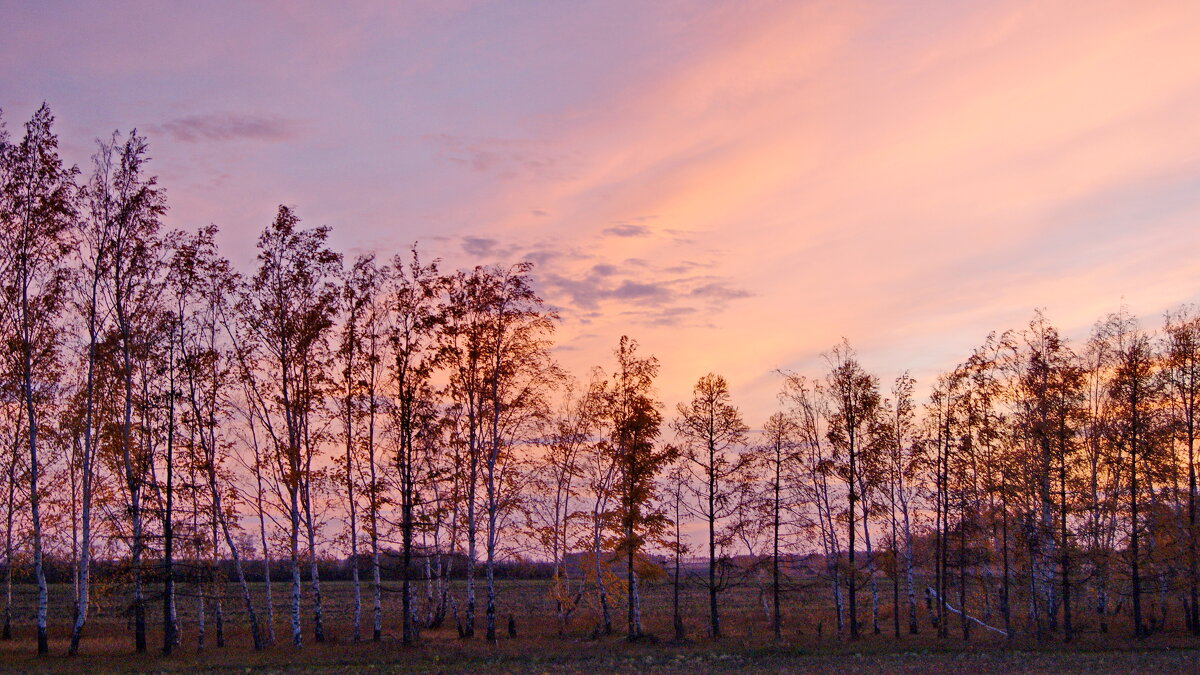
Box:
[5, 0, 1200, 422]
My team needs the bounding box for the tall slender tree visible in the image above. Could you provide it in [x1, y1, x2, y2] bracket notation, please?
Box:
[174, 225, 263, 650]
[438, 268, 491, 638]
[1104, 311, 1163, 638]
[759, 411, 797, 639]
[337, 255, 374, 643]
[603, 336, 675, 640]
[239, 205, 341, 647]
[0, 104, 78, 654]
[1163, 307, 1200, 633]
[783, 373, 845, 636]
[67, 130, 119, 655]
[530, 379, 595, 634]
[480, 264, 558, 642]
[580, 372, 619, 636]
[674, 372, 749, 638]
[876, 372, 919, 638]
[386, 248, 442, 645]
[825, 340, 881, 640]
[103, 128, 165, 653]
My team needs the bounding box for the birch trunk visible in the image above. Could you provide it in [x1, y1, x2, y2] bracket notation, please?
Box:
[303, 481, 325, 642]
[2, 435, 15, 642]
[70, 273, 102, 654]
[254, 454, 275, 646]
[859, 489, 880, 635]
[465, 455, 477, 638]
[369, 433, 382, 641]
[22, 284, 49, 654]
[904, 505, 917, 634]
[594, 512, 611, 634]
[212, 518, 225, 648]
[289, 486, 302, 646]
[214, 481, 263, 649]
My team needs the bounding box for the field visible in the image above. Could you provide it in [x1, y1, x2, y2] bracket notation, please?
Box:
[1, 579, 1199, 673]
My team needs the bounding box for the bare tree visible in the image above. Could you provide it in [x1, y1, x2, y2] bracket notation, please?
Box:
[760, 411, 798, 639]
[1103, 311, 1164, 637]
[664, 461, 690, 641]
[824, 340, 881, 640]
[783, 374, 844, 637]
[881, 373, 921, 636]
[529, 379, 594, 634]
[673, 372, 749, 638]
[1163, 307, 1200, 633]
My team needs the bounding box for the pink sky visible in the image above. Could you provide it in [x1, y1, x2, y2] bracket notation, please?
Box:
[5, 0, 1200, 421]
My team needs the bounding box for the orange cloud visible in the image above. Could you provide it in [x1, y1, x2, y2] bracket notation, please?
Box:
[452, 1, 1200, 417]
[7, 0, 1200, 420]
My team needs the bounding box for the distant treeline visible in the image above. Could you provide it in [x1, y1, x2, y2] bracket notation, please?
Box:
[0, 550, 556, 585]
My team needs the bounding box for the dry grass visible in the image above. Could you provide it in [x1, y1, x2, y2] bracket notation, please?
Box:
[0, 580, 1198, 672]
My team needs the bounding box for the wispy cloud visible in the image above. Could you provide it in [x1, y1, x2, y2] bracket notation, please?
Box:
[152, 112, 301, 143]
[690, 282, 752, 301]
[537, 253, 751, 329]
[461, 236, 499, 257]
[603, 223, 650, 237]
[424, 134, 577, 180]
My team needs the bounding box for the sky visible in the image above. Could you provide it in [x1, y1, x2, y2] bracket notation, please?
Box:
[4, 0, 1200, 423]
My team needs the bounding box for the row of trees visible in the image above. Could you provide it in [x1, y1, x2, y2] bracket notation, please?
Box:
[769, 308, 1200, 646]
[2, 105, 1200, 657]
[0, 105, 695, 655]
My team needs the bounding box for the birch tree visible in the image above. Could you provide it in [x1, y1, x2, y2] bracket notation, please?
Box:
[759, 411, 797, 639]
[1104, 311, 1163, 638]
[66, 129, 118, 655]
[1163, 307, 1200, 633]
[783, 374, 844, 636]
[239, 205, 341, 647]
[673, 372, 749, 638]
[882, 373, 920, 636]
[529, 379, 595, 634]
[103, 128, 165, 653]
[0, 104, 77, 654]
[174, 225, 263, 650]
[479, 263, 558, 642]
[344, 254, 390, 642]
[386, 248, 441, 645]
[603, 336, 675, 640]
[824, 341, 881, 640]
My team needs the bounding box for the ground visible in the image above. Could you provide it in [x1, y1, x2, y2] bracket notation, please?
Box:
[0, 579, 1198, 672]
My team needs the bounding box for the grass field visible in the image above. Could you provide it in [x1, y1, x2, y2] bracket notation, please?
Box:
[1, 579, 1199, 672]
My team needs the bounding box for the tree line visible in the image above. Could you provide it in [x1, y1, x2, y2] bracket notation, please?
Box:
[3, 104, 1200, 656]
